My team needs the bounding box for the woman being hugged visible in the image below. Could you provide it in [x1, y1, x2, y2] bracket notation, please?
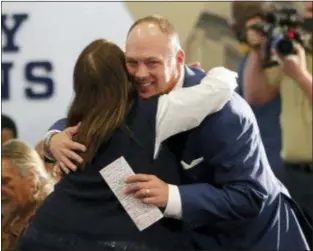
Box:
[17, 39, 236, 251]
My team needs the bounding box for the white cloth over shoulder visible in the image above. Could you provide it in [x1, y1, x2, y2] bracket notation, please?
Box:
[43, 67, 237, 162]
[154, 67, 238, 159]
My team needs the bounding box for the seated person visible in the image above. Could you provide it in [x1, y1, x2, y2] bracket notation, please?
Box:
[2, 139, 56, 251]
[35, 140, 61, 180]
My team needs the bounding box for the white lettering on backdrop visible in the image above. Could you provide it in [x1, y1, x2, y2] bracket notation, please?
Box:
[2, 2, 134, 146]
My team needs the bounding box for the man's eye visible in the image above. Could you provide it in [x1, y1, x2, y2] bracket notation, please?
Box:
[127, 61, 137, 66]
[148, 61, 157, 66]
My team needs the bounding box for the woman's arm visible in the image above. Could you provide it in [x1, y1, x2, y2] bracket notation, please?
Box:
[154, 67, 237, 158]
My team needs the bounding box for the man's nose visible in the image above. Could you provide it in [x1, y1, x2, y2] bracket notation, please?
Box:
[135, 65, 149, 79]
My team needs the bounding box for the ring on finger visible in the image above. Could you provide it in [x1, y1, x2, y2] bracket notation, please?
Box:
[144, 188, 151, 197]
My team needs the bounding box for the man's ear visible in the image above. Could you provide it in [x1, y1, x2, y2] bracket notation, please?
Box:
[176, 49, 185, 65]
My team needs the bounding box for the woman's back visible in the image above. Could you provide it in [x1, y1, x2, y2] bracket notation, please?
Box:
[30, 96, 191, 249]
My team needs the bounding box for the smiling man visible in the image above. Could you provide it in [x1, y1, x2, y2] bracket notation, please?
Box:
[125, 18, 184, 99]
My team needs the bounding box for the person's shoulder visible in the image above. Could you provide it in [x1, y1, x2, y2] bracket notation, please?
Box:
[200, 92, 257, 130]
[130, 94, 159, 125]
[189, 93, 260, 148]
[55, 118, 67, 124]
[222, 92, 254, 117]
[185, 66, 206, 78]
[49, 118, 67, 129]
[184, 66, 206, 87]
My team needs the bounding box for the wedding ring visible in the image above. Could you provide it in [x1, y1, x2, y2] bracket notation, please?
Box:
[144, 188, 150, 197]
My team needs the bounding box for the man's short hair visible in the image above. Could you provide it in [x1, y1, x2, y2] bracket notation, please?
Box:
[127, 15, 181, 51]
[2, 115, 18, 138]
[128, 15, 177, 37]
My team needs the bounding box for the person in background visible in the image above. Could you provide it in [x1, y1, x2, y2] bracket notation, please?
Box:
[35, 140, 62, 181]
[243, 0, 313, 239]
[1, 115, 18, 145]
[303, 1, 313, 31]
[2, 139, 56, 251]
[230, 1, 283, 179]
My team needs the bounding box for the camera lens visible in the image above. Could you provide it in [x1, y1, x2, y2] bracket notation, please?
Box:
[276, 39, 294, 56]
[267, 13, 277, 24]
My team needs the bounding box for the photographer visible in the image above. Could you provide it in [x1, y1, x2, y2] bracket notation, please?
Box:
[231, 2, 283, 179]
[243, 2, 312, 222]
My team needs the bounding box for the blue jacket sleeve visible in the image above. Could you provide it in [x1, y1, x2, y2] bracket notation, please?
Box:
[48, 118, 67, 131]
[44, 118, 67, 163]
[179, 93, 270, 227]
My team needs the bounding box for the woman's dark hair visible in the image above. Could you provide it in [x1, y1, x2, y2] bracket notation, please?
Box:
[67, 39, 133, 167]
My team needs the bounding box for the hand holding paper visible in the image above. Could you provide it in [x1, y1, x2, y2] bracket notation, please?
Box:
[99, 157, 163, 231]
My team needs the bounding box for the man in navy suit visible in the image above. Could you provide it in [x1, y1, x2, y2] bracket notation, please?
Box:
[44, 16, 311, 250]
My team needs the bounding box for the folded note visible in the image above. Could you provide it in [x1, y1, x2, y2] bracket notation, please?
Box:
[99, 156, 163, 231]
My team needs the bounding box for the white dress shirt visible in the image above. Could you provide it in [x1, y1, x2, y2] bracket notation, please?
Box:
[44, 67, 238, 218]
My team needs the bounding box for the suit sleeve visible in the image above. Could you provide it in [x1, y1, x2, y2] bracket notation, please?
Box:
[48, 118, 67, 131]
[44, 118, 68, 162]
[179, 94, 270, 227]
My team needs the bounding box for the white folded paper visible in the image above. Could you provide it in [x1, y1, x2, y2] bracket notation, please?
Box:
[99, 156, 163, 231]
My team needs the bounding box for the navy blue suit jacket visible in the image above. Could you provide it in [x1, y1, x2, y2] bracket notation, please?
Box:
[237, 56, 283, 178]
[173, 67, 310, 250]
[48, 118, 67, 131]
[47, 67, 310, 250]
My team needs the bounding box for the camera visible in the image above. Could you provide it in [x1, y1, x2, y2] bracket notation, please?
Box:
[245, 8, 311, 68]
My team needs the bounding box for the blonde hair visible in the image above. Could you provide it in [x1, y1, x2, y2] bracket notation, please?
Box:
[2, 139, 55, 202]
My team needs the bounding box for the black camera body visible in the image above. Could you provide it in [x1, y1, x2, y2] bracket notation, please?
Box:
[263, 8, 305, 68]
[247, 8, 310, 68]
